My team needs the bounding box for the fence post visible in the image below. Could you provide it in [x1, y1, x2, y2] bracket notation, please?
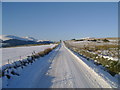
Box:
[20, 56, 21, 60]
[8, 59, 10, 64]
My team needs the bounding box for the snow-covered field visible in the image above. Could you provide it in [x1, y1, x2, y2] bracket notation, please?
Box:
[1, 44, 56, 66]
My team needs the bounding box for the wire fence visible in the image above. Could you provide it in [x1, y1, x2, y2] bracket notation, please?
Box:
[3, 50, 38, 65]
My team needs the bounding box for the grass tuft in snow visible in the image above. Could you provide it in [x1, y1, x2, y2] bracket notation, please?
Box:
[64, 41, 119, 76]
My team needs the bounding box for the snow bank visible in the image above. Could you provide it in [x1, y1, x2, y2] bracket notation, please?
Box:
[1, 44, 58, 79]
[2, 44, 60, 88]
[65, 46, 119, 88]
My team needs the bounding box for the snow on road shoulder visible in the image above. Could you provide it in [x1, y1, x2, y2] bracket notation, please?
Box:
[64, 43, 115, 88]
[2, 45, 60, 88]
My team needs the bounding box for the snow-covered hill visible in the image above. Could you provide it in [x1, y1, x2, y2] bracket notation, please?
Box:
[23, 36, 38, 42]
[0, 35, 37, 42]
[0, 35, 54, 47]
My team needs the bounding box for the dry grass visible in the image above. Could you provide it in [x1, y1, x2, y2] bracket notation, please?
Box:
[64, 41, 119, 76]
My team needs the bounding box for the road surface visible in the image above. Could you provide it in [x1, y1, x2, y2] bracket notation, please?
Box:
[5, 43, 112, 88]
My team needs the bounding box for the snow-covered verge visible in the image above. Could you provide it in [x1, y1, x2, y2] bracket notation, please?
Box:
[1, 44, 56, 65]
[64, 42, 119, 88]
[68, 48, 119, 88]
[0, 44, 58, 87]
[65, 41, 119, 75]
[2, 44, 60, 88]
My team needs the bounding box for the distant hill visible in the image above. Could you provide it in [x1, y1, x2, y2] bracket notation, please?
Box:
[0, 35, 38, 41]
[0, 35, 53, 47]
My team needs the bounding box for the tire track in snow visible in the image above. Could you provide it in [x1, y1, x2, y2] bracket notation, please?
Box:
[46, 42, 112, 88]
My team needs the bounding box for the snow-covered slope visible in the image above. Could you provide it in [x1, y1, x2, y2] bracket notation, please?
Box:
[22, 36, 38, 42]
[0, 35, 37, 41]
[0, 35, 54, 47]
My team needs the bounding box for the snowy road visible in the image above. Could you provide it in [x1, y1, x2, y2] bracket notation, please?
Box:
[37, 43, 111, 88]
[4, 43, 112, 88]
